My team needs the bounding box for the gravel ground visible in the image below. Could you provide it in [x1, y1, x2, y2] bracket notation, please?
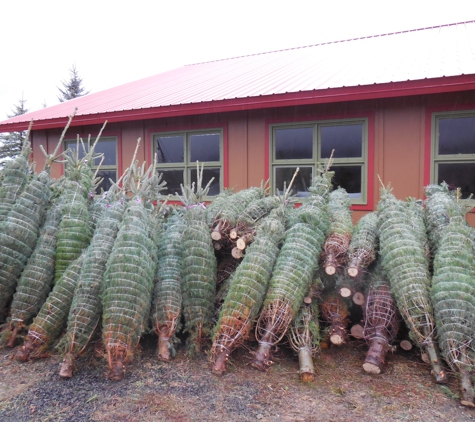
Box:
[1, 335, 474, 422]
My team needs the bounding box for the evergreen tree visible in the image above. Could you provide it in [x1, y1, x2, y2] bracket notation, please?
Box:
[0, 96, 28, 168]
[57, 64, 90, 102]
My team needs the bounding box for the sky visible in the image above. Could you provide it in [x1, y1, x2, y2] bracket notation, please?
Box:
[1, 0, 474, 119]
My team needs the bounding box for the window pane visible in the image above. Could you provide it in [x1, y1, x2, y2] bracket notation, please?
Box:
[95, 170, 116, 194]
[190, 168, 221, 196]
[438, 163, 475, 199]
[330, 165, 362, 199]
[438, 116, 475, 155]
[160, 169, 184, 196]
[275, 166, 312, 197]
[157, 135, 184, 163]
[189, 133, 220, 162]
[94, 139, 116, 166]
[275, 127, 313, 160]
[321, 124, 363, 158]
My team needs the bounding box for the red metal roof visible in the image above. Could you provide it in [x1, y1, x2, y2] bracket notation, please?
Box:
[2, 21, 475, 132]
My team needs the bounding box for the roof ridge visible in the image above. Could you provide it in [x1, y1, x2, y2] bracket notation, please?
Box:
[186, 20, 475, 66]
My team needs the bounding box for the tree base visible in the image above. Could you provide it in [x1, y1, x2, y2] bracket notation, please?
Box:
[59, 353, 75, 378]
[251, 342, 273, 371]
[211, 349, 228, 375]
[157, 337, 171, 362]
[363, 337, 389, 374]
[298, 347, 315, 382]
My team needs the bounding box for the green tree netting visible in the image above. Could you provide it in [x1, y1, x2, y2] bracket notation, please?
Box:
[0, 136, 31, 222]
[57, 198, 126, 378]
[377, 187, 446, 383]
[210, 186, 266, 237]
[210, 208, 286, 374]
[252, 172, 332, 370]
[2, 204, 61, 346]
[0, 170, 51, 316]
[431, 213, 475, 404]
[322, 187, 353, 275]
[347, 212, 378, 278]
[16, 253, 86, 361]
[102, 197, 158, 380]
[151, 211, 186, 361]
[54, 180, 93, 284]
[182, 204, 217, 355]
[424, 183, 456, 254]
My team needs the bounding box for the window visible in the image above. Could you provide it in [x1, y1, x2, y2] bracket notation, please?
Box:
[64, 137, 118, 193]
[432, 111, 475, 199]
[153, 130, 223, 196]
[271, 119, 368, 203]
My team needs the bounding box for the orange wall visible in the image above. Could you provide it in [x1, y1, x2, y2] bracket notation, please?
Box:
[30, 91, 475, 226]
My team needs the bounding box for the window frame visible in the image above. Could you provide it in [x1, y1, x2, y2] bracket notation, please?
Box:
[152, 128, 224, 197]
[431, 109, 475, 199]
[269, 118, 369, 205]
[63, 136, 118, 193]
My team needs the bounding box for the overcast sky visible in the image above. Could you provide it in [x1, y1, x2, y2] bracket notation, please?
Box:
[1, 0, 474, 119]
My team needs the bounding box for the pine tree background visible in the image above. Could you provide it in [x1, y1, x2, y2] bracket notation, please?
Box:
[0, 96, 28, 168]
[57, 64, 90, 102]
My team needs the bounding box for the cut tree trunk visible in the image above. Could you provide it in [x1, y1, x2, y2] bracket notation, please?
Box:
[350, 324, 364, 339]
[362, 336, 389, 374]
[211, 348, 228, 375]
[352, 292, 365, 306]
[399, 339, 413, 351]
[298, 346, 316, 382]
[59, 353, 74, 378]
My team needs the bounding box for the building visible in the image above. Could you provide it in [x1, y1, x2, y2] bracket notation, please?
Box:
[1, 21, 474, 224]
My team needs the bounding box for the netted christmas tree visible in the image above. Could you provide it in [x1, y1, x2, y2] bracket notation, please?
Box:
[210, 206, 287, 374]
[180, 163, 218, 356]
[58, 192, 126, 378]
[377, 185, 446, 383]
[251, 169, 332, 370]
[346, 211, 379, 279]
[16, 253, 86, 361]
[151, 210, 186, 361]
[53, 124, 108, 284]
[102, 158, 166, 380]
[430, 201, 475, 406]
[321, 187, 353, 275]
[0, 122, 33, 222]
[0, 114, 73, 318]
[362, 259, 399, 374]
[1, 203, 61, 347]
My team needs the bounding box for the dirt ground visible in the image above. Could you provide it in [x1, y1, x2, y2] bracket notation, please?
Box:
[1, 334, 474, 422]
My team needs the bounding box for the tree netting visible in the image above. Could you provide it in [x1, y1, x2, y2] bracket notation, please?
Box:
[347, 212, 378, 278]
[2, 203, 61, 346]
[377, 187, 446, 383]
[431, 212, 475, 404]
[0, 170, 51, 316]
[54, 179, 93, 284]
[182, 205, 217, 355]
[252, 172, 332, 370]
[424, 183, 456, 254]
[0, 136, 31, 222]
[102, 197, 158, 380]
[362, 261, 399, 374]
[58, 198, 126, 378]
[211, 207, 286, 374]
[16, 253, 85, 361]
[151, 211, 186, 361]
[322, 187, 353, 275]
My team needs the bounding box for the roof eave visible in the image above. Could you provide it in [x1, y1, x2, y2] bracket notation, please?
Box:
[1, 74, 475, 132]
